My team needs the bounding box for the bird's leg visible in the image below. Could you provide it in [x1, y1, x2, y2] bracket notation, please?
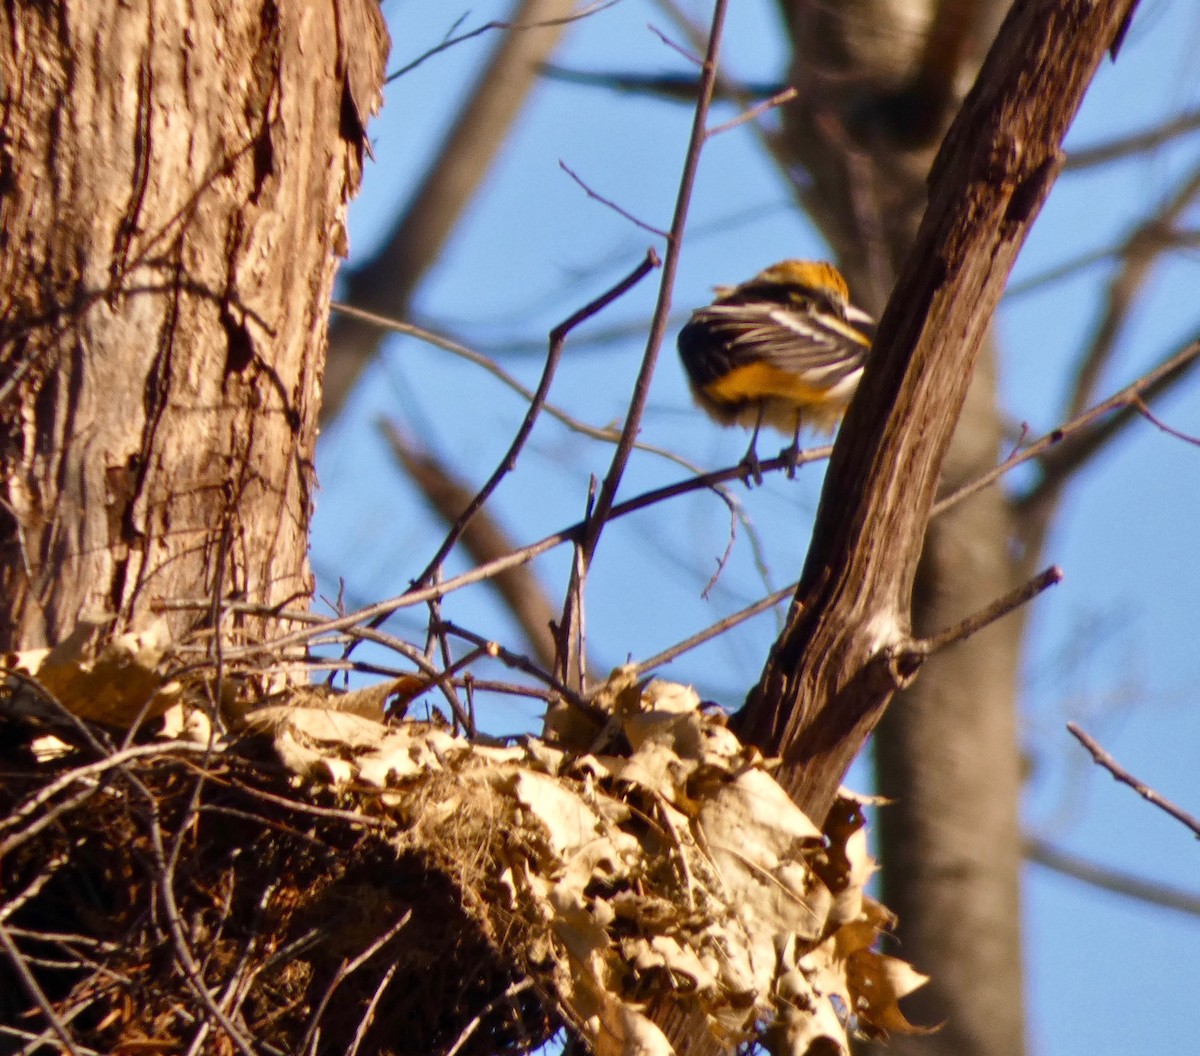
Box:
[782, 412, 802, 478]
[739, 405, 766, 486]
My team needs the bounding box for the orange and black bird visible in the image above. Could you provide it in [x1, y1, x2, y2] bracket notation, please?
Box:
[677, 260, 874, 477]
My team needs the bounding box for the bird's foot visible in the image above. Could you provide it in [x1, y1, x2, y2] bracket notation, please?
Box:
[780, 438, 802, 479]
[738, 448, 764, 487]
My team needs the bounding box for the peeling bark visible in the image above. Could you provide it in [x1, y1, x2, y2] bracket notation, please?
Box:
[0, 1, 388, 652]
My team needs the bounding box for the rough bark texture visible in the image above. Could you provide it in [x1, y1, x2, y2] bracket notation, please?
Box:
[760, 3, 1024, 1052]
[725, 7, 1137, 1056]
[742, 0, 1134, 844]
[0, 1, 388, 653]
[873, 341, 1025, 1055]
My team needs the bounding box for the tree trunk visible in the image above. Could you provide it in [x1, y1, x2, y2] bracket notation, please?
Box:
[873, 343, 1026, 1055]
[0, 0, 388, 655]
[767, 3, 1028, 1052]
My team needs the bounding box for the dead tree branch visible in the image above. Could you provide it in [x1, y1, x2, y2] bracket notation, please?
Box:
[732, 0, 1143, 825]
[1067, 723, 1200, 839]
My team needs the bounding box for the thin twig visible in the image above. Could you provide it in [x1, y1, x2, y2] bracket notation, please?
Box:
[1005, 243, 1121, 299]
[166, 445, 831, 661]
[1133, 395, 1200, 446]
[1063, 104, 1200, 171]
[559, 161, 669, 237]
[0, 855, 68, 924]
[345, 960, 400, 1056]
[3, 1024, 98, 1056]
[0, 742, 215, 854]
[1065, 167, 1200, 421]
[327, 0, 611, 422]
[1004, 227, 1200, 300]
[442, 979, 535, 1056]
[187, 766, 390, 830]
[937, 337, 1200, 519]
[0, 667, 114, 757]
[1067, 723, 1200, 838]
[385, 2, 617, 83]
[1019, 335, 1200, 518]
[427, 594, 471, 734]
[632, 582, 797, 676]
[10, 976, 112, 1056]
[0, 921, 81, 1054]
[434, 619, 593, 717]
[414, 249, 660, 590]
[1025, 836, 1200, 917]
[918, 565, 1063, 656]
[132, 779, 259, 1056]
[384, 424, 560, 670]
[705, 86, 797, 137]
[557, 0, 732, 685]
[647, 22, 703, 68]
[299, 912, 411, 1056]
[329, 301, 726, 478]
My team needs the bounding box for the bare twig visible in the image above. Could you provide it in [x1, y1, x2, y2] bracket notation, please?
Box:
[190, 770, 390, 830]
[1065, 166, 1200, 422]
[299, 913, 411, 1056]
[384, 425, 560, 670]
[415, 249, 660, 589]
[1063, 104, 1200, 171]
[557, 0, 732, 685]
[632, 582, 797, 676]
[1067, 722, 1200, 838]
[0, 921, 82, 1054]
[326, 0, 599, 422]
[705, 86, 797, 138]
[345, 960, 400, 1056]
[936, 336, 1200, 519]
[0, 666, 114, 757]
[442, 978, 535, 1056]
[1017, 335, 1200, 521]
[384, 2, 615, 83]
[1133, 395, 1200, 446]
[434, 619, 594, 718]
[647, 22, 704, 68]
[169, 444, 832, 661]
[559, 161, 669, 237]
[2, 1023, 98, 1056]
[1005, 228, 1200, 300]
[917, 566, 1063, 657]
[134, 782, 259, 1056]
[330, 301, 728, 478]
[0, 742, 215, 856]
[0, 856, 68, 924]
[1025, 836, 1200, 917]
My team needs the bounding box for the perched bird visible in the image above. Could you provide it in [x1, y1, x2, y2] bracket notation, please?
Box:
[677, 259, 874, 478]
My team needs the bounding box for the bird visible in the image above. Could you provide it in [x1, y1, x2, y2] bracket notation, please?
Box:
[677, 259, 874, 480]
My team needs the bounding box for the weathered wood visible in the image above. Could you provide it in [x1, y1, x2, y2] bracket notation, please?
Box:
[736, 0, 1141, 822]
[0, 1, 388, 652]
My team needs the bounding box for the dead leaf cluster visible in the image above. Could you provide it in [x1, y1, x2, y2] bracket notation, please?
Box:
[0, 650, 925, 1056]
[245, 666, 927, 1055]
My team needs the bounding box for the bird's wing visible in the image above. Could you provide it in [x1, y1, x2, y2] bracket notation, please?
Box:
[699, 303, 868, 384]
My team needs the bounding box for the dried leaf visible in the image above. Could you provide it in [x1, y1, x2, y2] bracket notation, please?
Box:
[11, 616, 180, 725]
[224, 669, 924, 1055]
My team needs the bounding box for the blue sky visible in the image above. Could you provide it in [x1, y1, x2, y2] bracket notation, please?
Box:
[315, 2, 1200, 1053]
